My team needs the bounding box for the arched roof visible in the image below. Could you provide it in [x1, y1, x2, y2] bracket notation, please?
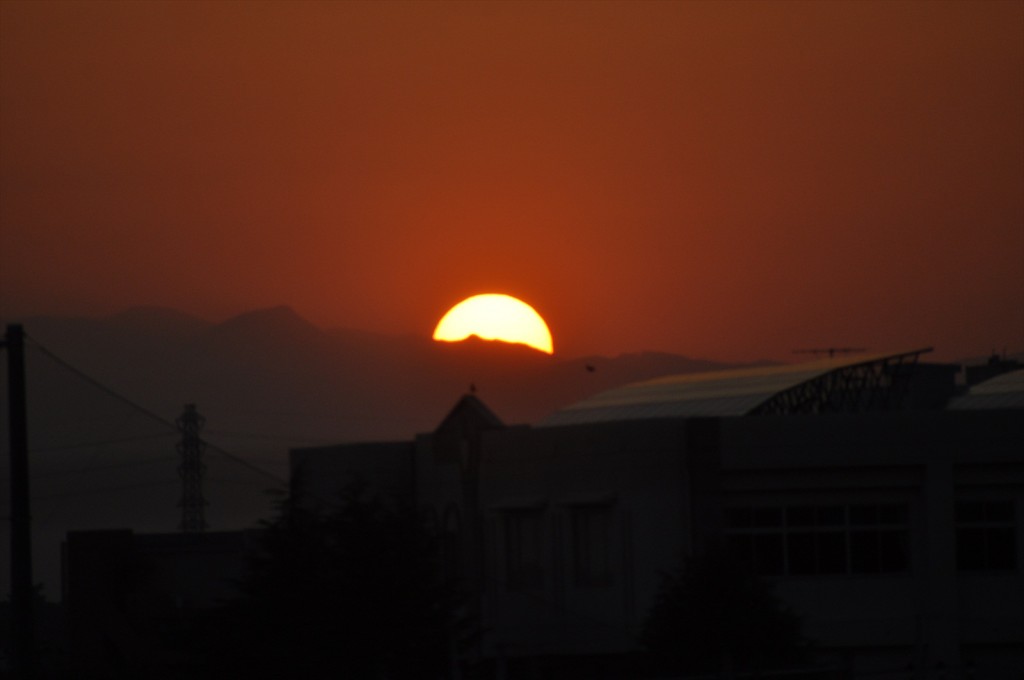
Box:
[540, 349, 931, 426]
[948, 368, 1024, 410]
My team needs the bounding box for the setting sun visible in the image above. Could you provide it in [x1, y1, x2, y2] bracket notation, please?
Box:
[433, 294, 554, 354]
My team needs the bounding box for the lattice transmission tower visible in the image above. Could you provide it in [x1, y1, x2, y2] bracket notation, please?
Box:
[176, 403, 208, 532]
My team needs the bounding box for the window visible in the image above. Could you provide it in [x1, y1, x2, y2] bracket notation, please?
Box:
[571, 505, 613, 587]
[725, 507, 784, 575]
[504, 509, 544, 590]
[786, 505, 847, 575]
[956, 500, 1017, 571]
[726, 503, 909, 576]
[848, 503, 910, 574]
[442, 504, 462, 583]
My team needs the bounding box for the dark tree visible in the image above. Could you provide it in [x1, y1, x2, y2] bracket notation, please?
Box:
[642, 547, 807, 676]
[194, 487, 456, 679]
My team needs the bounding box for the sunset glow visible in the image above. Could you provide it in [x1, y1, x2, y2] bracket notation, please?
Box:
[433, 294, 554, 354]
[1, 2, 1021, 362]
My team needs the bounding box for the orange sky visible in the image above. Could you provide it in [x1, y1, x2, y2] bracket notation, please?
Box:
[1, 1, 1021, 362]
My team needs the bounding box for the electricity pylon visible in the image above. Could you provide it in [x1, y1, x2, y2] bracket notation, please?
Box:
[176, 403, 208, 532]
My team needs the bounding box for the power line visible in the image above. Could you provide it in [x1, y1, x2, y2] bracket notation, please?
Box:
[33, 479, 180, 502]
[30, 434, 176, 454]
[33, 456, 179, 478]
[24, 334, 288, 487]
[25, 336, 176, 433]
[203, 429, 336, 444]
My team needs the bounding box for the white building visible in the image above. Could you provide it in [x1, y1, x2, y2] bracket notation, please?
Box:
[292, 352, 1024, 679]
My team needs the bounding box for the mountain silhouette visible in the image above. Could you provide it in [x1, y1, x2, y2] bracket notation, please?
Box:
[196, 305, 328, 353]
[1, 306, 759, 598]
[105, 305, 210, 337]
[10, 306, 755, 445]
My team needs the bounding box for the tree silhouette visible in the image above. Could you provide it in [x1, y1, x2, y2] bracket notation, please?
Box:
[193, 486, 456, 679]
[642, 547, 807, 676]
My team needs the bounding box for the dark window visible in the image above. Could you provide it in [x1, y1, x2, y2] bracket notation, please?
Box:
[849, 504, 877, 525]
[726, 507, 752, 529]
[786, 532, 816, 575]
[786, 506, 847, 575]
[786, 529, 846, 574]
[728, 533, 785, 576]
[816, 530, 848, 573]
[786, 506, 816, 527]
[504, 509, 544, 590]
[848, 503, 910, 574]
[752, 507, 784, 528]
[817, 505, 845, 526]
[850, 529, 909, 573]
[878, 504, 909, 524]
[571, 505, 613, 587]
[442, 505, 462, 582]
[752, 533, 785, 575]
[956, 501, 1017, 571]
[726, 503, 910, 576]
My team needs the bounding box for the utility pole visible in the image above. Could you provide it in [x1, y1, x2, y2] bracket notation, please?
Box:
[176, 404, 207, 532]
[4, 324, 34, 679]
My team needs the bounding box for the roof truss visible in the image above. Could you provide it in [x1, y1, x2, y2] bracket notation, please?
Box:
[750, 349, 929, 415]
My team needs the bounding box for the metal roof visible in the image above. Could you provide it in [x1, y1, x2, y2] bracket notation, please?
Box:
[948, 369, 1024, 410]
[540, 349, 931, 426]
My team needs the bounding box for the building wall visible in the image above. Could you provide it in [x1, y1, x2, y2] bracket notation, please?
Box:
[462, 411, 1023, 674]
[715, 412, 1024, 677]
[471, 419, 691, 658]
[289, 406, 1024, 678]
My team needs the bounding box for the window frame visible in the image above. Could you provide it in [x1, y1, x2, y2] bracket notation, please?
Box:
[569, 503, 615, 588]
[955, 499, 1018, 572]
[502, 507, 546, 591]
[725, 502, 911, 577]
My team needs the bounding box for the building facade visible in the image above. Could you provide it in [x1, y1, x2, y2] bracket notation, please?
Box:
[291, 356, 1024, 679]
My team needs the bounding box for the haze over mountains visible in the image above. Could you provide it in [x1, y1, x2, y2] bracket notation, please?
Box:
[3, 305, 757, 597]
[7, 305, 1012, 599]
[13, 305, 749, 448]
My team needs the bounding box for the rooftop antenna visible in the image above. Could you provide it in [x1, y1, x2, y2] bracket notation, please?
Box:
[793, 347, 867, 359]
[177, 403, 208, 532]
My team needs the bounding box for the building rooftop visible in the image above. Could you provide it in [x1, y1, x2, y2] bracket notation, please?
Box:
[948, 368, 1024, 410]
[540, 349, 932, 426]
